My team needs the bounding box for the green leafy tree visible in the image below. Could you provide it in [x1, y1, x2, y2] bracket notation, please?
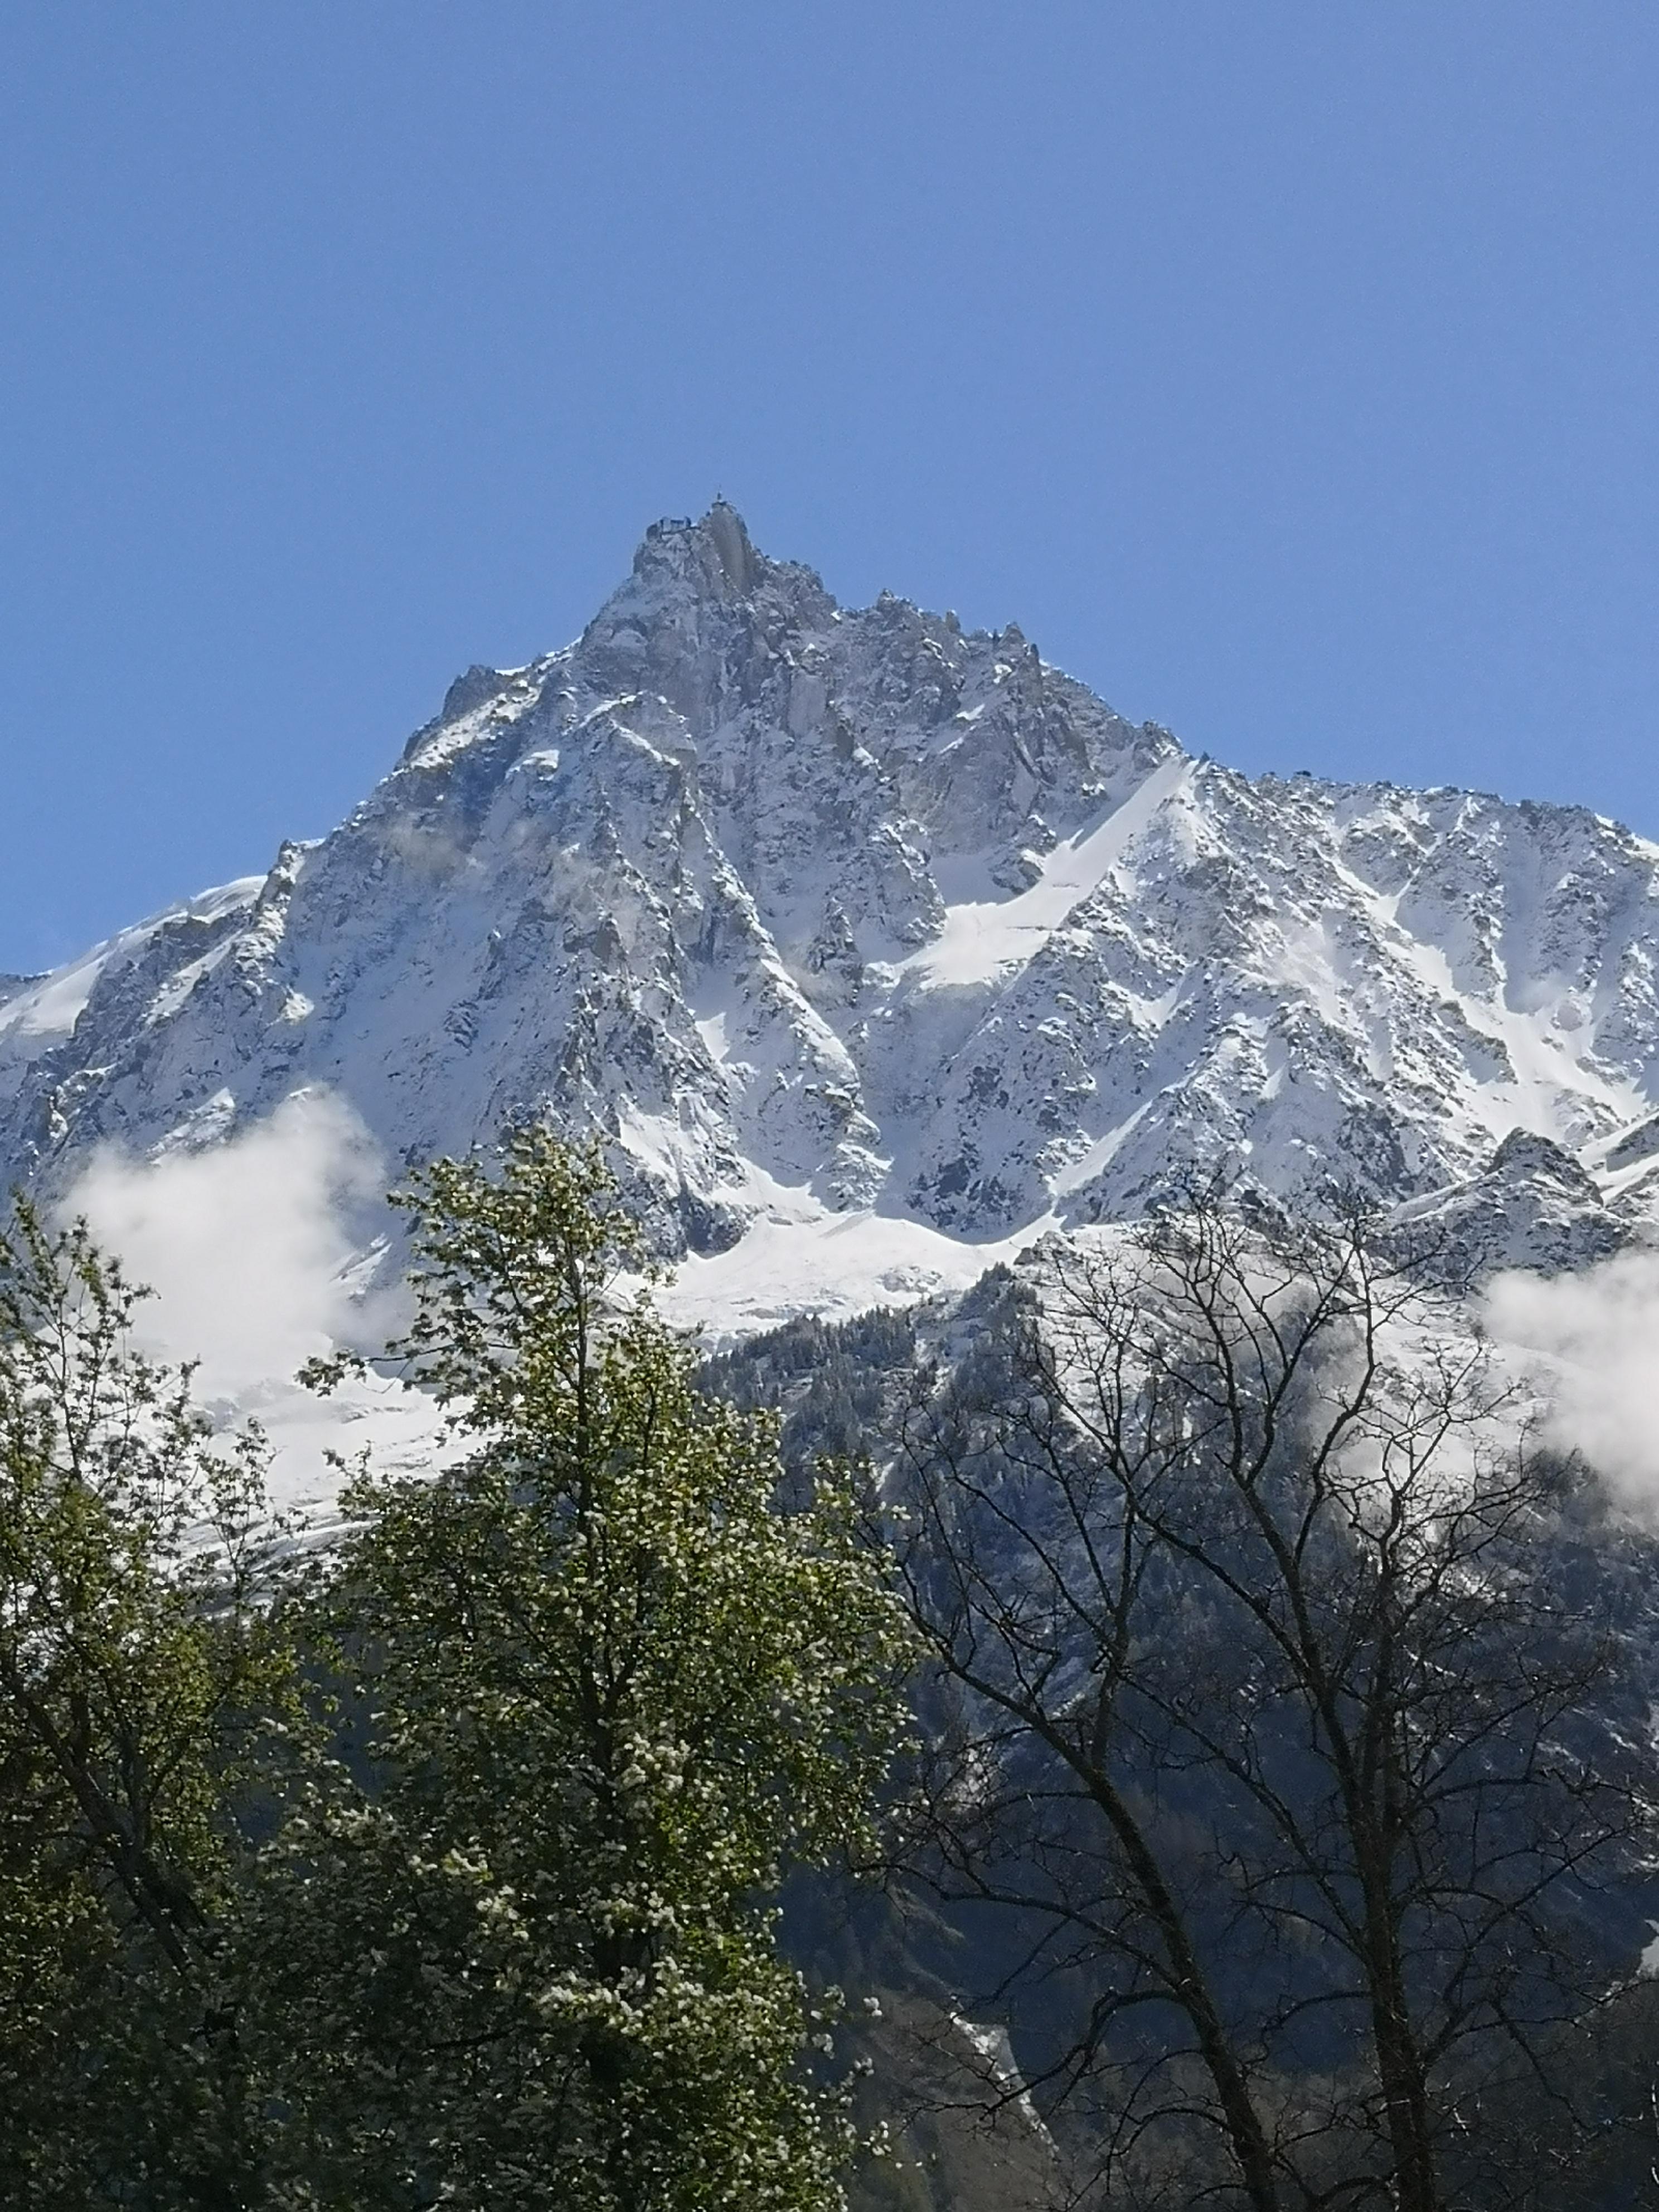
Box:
[259, 1132, 914, 2210]
[0, 1196, 292, 2210]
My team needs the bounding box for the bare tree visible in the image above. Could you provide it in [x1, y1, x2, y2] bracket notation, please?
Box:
[885, 1200, 1654, 2211]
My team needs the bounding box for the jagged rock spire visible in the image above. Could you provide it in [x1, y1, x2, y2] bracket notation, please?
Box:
[5, 504, 1659, 1283]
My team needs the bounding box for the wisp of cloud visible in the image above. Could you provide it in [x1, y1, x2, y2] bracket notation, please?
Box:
[1484, 1249, 1659, 1515]
[65, 1090, 387, 1401]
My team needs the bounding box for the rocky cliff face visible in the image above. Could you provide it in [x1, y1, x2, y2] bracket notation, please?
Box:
[6, 503, 1658, 1284]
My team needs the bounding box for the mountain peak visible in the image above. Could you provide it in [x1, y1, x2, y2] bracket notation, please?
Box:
[574, 505, 838, 716]
[628, 499, 764, 601]
[9, 507, 1659, 1298]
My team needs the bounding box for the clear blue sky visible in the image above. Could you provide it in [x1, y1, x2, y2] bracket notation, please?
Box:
[3, 3, 1657, 973]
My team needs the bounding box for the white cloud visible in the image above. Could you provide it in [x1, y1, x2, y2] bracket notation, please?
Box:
[1483, 1249, 1659, 1514]
[65, 1090, 390, 1401]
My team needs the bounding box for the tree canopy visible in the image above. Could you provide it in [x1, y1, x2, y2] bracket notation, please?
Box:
[0, 1199, 289, 2209]
[253, 1131, 915, 2210]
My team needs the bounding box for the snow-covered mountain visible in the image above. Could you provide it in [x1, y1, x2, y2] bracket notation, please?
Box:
[6, 501, 1659, 1323]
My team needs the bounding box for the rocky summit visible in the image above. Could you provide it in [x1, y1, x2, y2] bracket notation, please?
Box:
[5, 502, 1659, 1302]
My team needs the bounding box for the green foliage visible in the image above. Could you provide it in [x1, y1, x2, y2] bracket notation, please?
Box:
[259, 1130, 914, 2209]
[0, 1196, 292, 2209]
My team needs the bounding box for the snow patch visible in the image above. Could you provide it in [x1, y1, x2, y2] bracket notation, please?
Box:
[657, 1199, 1050, 1346]
[901, 756, 1190, 988]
